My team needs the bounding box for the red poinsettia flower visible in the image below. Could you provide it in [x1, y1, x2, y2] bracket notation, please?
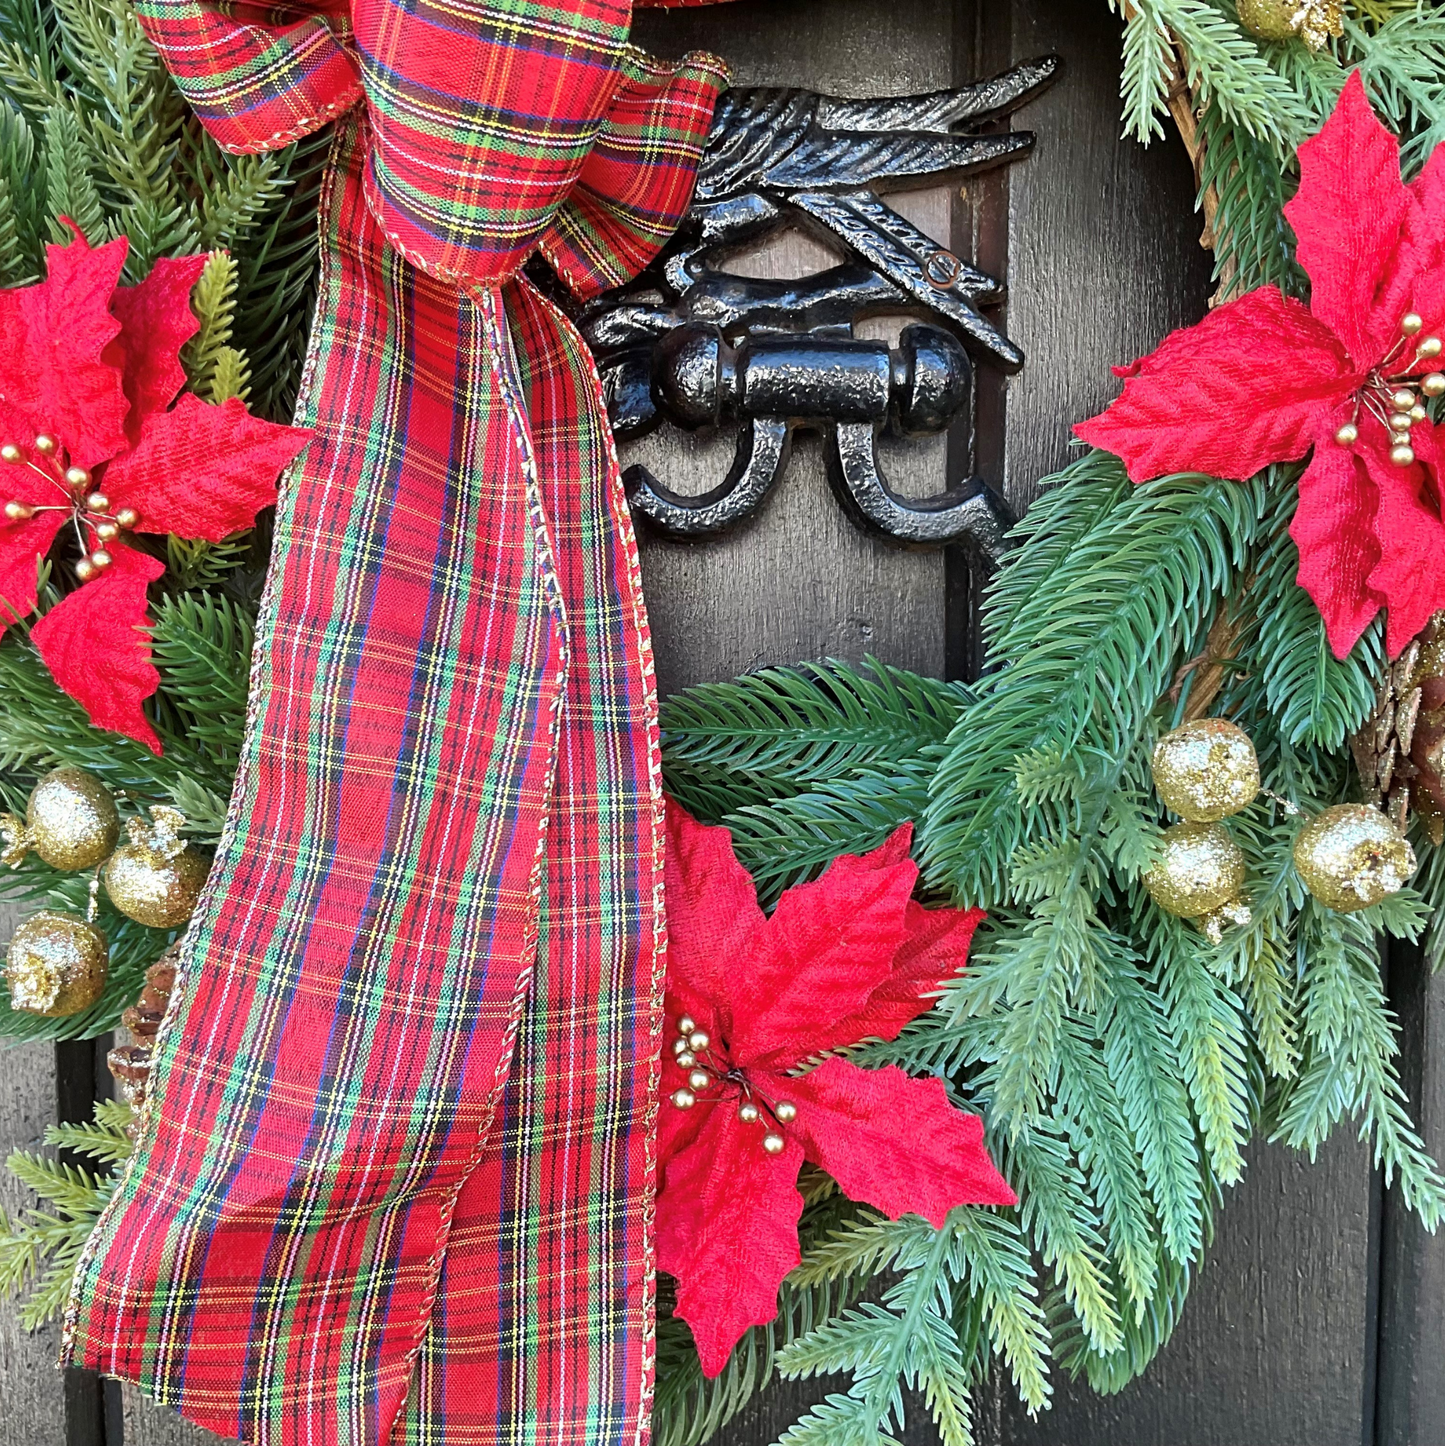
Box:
[0, 224, 310, 751]
[1077, 71, 1445, 661]
[656, 802, 1014, 1377]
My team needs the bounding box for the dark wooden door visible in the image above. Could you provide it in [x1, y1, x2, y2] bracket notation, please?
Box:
[9, 1, 1444, 1442]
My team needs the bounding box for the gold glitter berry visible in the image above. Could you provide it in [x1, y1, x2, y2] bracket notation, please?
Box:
[5, 909, 108, 1016]
[103, 805, 210, 929]
[25, 767, 120, 870]
[1144, 821, 1247, 918]
[1151, 718, 1260, 822]
[1293, 804, 1416, 912]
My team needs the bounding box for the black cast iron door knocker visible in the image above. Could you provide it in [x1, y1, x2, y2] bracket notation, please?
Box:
[577, 55, 1059, 555]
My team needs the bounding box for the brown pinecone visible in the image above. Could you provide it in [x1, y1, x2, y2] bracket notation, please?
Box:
[1351, 611, 1445, 844]
[1413, 619, 1445, 841]
[106, 944, 180, 1120]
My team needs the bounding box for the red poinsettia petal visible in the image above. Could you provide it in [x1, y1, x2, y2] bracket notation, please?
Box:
[31, 543, 165, 752]
[657, 1102, 805, 1377]
[0, 228, 130, 470]
[0, 509, 66, 633]
[104, 393, 309, 541]
[664, 801, 769, 1051]
[1360, 418, 1445, 657]
[110, 253, 208, 442]
[733, 825, 919, 1071]
[785, 900, 984, 1061]
[1370, 144, 1445, 350]
[1074, 287, 1354, 482]
[1287, 72, 1412, 368]
[1291, 416, 1383, 660]
[780, 1058, 1014, 1225]
[806, 900, 986, 1056]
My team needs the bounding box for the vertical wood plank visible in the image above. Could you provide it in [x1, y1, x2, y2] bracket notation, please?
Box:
[631, 0, 954, 697]
[1375, 938, 1445, 1446]
[997, 0, 1213, 509]
[980, 1136, 1376, 1446]
[0, 1039, 68, 1443]
[56, 1036, 116, 1445]
[0, 896, 68, 1444]
[980, 2, 1378, 1444]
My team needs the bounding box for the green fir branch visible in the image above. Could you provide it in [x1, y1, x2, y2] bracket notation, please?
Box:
[923, 462, 1265, 907]
[1274, 906, 1445, 1226]
[1111, 0, 1315, 152]
[0, 1133, 123, 1329]
[776, 1208, 1049, 1445]
[1146, 911, 1255, 1185]
[1094, 946, 1205, 1264]
[995, 1121, 1124, 1356]
[660, 659, 968, 819]
[1242, 482, 1384, 750]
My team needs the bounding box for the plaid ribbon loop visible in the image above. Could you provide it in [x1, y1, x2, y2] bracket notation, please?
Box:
[62, 4, 727, 1442]
[136, 0, 725, 292]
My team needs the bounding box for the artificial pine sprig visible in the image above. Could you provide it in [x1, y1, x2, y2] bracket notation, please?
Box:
[653, 433, 1445, 1442]
[0, 1098, 131, 1330]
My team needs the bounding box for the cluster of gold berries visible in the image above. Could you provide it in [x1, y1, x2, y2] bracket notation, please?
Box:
[668, 1013, 798, 1155]
[1335, 313, 1445, 468]
[1, 435, 139, 579]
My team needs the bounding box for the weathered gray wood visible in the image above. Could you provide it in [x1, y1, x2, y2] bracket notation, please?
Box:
[55, 1037, 124, 1444]
[0, 1038, 67, 1443]
[1376, 938, 1445, 1446]
[0, 891, 67, 1442]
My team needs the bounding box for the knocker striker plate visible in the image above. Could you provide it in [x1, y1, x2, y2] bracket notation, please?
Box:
[575, 54, 1061, 557]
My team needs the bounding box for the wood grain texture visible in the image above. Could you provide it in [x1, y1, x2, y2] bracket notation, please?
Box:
[0, 1042, 67, 1443]
[995, 0, 1215, 512]
[0, 897, 68, 1444]
[632, 0, 953, 696]
[1376, 938, 1445, 1446]
[979, 1134, 1376, 1446]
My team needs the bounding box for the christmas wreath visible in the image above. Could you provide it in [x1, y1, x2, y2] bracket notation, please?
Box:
[0, 3, 1443, 1445]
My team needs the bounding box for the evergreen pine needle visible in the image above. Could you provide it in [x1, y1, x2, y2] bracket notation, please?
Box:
[996, 1121, 1124, 1355]
[42, 103, 103, 243]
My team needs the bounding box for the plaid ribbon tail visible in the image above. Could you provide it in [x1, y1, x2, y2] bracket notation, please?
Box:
[62, 21, 715, 1430]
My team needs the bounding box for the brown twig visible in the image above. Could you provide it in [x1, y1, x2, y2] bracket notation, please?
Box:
[1169, 610, 1246, 721]
[1165, 65, 1218, 249]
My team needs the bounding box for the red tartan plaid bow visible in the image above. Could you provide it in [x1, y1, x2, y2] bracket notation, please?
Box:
[63, 3, 728, 1442]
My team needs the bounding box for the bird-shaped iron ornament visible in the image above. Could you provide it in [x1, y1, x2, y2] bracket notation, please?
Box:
[576, 54, 1060, 552]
